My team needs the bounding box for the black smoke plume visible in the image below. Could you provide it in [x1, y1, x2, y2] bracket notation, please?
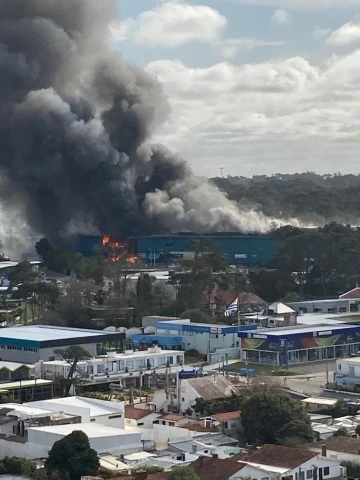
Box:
[0, 0, 296, 248]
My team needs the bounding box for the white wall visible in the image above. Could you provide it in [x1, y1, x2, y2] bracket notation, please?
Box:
[307, 448, 360, 464]
[151, 424, 193, 449]
[0, 439, 48, 460]
[288, 457, 342, 480]
[125, 413, 159, 429]
[28, 428, 142, 455]
[337, 359, 360, 376]
[179, 381, 199, 412]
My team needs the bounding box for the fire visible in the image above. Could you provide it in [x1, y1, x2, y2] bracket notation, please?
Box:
[127, 255, 138, 264]
[102, 234, 111, 246]
[102, 234, 138, 264]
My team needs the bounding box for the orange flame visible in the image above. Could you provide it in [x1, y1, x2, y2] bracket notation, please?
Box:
[102, 234, 138, 264]
[102, 234, 111, 246]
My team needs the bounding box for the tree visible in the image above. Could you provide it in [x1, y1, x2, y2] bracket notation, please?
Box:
[35, 238, 52, 258]
[333, 427, 350, 437]
[355, 424, 360, 437]
[7, 261, 36, 285]
[240, 387, 314, 446]
[168, 466, 200, 480]
[54, 346, 91, 396]
[46, 430, 99, 480]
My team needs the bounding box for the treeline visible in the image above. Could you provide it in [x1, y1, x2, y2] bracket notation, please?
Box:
[212, 173, 360, 223]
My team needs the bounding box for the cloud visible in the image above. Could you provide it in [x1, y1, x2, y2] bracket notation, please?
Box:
[313, 26, 331, 40]
[271, 9, 291, 26]
[326, 22, 360, 47]
[116, 1, 227, 47]
[230, 0, 359, 9]
[219, 38, 286, 59]
[146, 49, 360, 176]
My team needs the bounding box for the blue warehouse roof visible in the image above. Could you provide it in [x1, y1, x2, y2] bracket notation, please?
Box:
[0, 325, 123, 348]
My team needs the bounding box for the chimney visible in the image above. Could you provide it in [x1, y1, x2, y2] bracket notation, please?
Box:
[212, 453, 218, 459]
[322, 444, 327, 457]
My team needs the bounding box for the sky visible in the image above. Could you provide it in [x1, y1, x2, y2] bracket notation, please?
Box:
[111, 0, 360, 177]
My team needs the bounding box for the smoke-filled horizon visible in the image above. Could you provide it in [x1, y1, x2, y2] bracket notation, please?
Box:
[0, 0, 298, 250]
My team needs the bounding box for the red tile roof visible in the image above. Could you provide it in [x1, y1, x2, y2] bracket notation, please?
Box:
[157, 414, 185, 422]
[340, 287, 360, 299]
[125, 405, 154, 420]
[191, 457, 246, 480]
[307, 437, 360, 454]
[179, 421, 218, 432]
[232, 444, 319, 469]
[211, 411, 241, 422]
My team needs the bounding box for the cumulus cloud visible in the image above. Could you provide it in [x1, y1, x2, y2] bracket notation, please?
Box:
[116, 1, 227, 47]
[231, 0, 359, 9]
[326, 22, 360, 47]
[219, 37, 286, 59]
[146, 48, 360, 176]
[271, 9, 291, 26]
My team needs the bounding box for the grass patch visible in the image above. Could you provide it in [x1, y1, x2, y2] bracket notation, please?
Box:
[229, 361, 304, 376]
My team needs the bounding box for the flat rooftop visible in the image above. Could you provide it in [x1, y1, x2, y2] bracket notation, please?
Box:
[0, 379, 52, 390]
[288, 298, 353, 304]
[28, 422, 132, 438]
[252, 324, 359, 336]
[0, 325, 120, 342]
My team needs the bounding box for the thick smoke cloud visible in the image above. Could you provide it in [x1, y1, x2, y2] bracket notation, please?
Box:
[0, 0, 297, 247]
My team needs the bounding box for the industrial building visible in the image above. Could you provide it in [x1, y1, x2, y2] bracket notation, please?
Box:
[74, 234, 279, 266]
[238, 324, 360, 366]
[135, 234, 278, 266]
[156, 318, 256, 361]
[0, 325, 125, 363]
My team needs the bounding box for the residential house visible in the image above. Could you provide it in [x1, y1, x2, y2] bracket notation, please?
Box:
[178, 374, 239, 413]
[201, 411, 241, 437]
[267, 302, 297, 327]
[307, 437, 360, 463]
[125, 406, 160, 428]
[232, 444, 345, 480]
[155, 414, 193, 427]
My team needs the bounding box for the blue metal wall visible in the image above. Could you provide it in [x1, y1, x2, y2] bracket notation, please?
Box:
[137, 235, 278, 265]
[74, 234, 279, 266]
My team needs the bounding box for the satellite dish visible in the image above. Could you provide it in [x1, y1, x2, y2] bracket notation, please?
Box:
[103, 326, 116, 332]
[144, 326, 156, 334]
[117, 327, 128, 333]
[126, 327, 141, 338]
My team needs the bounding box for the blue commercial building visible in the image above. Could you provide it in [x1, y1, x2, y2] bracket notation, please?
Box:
[136, 234, 278, 266]
[131, 334, 183, 351]
[238, 324, 360, 367]
[74, 234, 279, 266]
[0, 325, 125, 364]
[156, 319, 257, 357]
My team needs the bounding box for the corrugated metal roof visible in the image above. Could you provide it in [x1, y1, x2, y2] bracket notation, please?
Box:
[0, 325, 119, 342]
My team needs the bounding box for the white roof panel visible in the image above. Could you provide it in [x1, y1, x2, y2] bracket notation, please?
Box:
[0, 325, 119, 342]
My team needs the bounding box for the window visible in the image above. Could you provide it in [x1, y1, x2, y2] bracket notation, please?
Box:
[300, 472, 305, 480]
[49, 356, 55, 361]
[338, 364, 341, 371]
[97, 364, 105, 374]
[138, 422, 144, 426]
[323, 467, 330, 476]
[307, 470, 313, 479]
[182, 397, 185, 402]
[90, 419, 96, 422]
[109, 414, 122, 419]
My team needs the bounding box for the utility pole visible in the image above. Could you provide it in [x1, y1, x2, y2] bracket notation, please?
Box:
[220, 167, 224, 178]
